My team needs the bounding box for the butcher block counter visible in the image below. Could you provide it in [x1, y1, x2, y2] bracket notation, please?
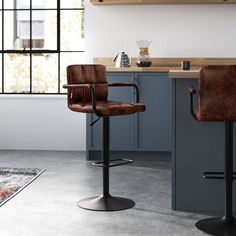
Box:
[169, 69, 200, 78]
[94, 57, 236, 74]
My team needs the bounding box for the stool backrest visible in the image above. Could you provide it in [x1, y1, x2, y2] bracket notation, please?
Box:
[198, 65, 236, 121]
[67, 64, 108, 103]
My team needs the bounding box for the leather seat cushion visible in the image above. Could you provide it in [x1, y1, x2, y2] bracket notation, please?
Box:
[69, 100, 146, 116]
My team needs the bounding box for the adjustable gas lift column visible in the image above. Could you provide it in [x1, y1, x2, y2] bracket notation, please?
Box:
[78, 116, 134, 211]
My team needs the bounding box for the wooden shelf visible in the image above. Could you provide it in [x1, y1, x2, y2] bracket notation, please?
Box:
[90, 0, 236, 5]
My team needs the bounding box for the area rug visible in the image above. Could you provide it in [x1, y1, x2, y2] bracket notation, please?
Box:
[0, 167, 45, 207]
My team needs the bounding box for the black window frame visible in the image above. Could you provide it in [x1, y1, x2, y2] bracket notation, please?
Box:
[0, 0, 85, 95]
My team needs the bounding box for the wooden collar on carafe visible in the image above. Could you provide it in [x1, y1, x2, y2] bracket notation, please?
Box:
[140, 47, 149, 55]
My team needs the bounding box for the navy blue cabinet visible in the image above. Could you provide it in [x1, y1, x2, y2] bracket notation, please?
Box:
[87, 73, 135, 151]
[135, 73, 171, 151]
[108, 73, 135, 150]
[86, 72, 171, 159]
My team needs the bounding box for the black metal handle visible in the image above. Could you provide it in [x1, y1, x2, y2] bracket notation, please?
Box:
[133, 83, 140, 103]
[89, 85, 100, 117]
[203, 171, 236, 180]
[189, 86, 198, 120]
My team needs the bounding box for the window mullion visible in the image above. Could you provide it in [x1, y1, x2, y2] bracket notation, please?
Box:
[2, 0, 4, 93]
[57, 0, 61, 93]
[30, 0, 32, 93]
[57, 0, 60, 52]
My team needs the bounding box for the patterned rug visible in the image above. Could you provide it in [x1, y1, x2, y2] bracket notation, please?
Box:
[0, 167, 45, 206]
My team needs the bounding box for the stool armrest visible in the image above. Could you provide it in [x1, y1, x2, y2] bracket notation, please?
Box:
[63, 83, 102, 117]
[189, 86, 196, 94]
[108, 83, 140, 103]
[63, 84, 91, 89]
[189, 86, 198, 120]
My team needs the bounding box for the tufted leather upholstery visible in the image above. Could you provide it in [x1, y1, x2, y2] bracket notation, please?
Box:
[67, 64, 108, 103]
[64, 64, 146, 116]
[69, 101, 145, 116]
[195, 65, 236, 121]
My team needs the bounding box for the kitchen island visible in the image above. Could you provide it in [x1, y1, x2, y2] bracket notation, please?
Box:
[88, 57, 236, 213]
[170, 69, 236, 213]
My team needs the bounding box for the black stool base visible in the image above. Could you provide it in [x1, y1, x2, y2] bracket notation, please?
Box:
[77, 194, 135, 211]
[196, 217, 236, 236]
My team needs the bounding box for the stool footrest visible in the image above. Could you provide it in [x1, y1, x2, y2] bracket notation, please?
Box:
[92, 158, 134, 168]
[203, 172, 236, 180]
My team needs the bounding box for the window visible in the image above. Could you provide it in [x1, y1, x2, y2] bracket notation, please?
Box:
[0, 0, 85, 94]
[16, 3, 45, 49]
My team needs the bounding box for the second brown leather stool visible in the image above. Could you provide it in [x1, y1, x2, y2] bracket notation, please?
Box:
[189, 65, 236, 235]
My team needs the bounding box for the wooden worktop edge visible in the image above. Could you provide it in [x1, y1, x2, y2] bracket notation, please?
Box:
[94, 57, 235, 77]
[94, 57, 236, 68]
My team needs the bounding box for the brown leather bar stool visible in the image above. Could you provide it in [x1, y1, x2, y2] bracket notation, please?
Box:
[63, 64, 146, 211]
[189, 65, 236, 235]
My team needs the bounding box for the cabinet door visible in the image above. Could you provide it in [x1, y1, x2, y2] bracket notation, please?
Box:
[135, 73, 171, 151]
[108, 73, 135, 150]
[87, 73, 135, 151]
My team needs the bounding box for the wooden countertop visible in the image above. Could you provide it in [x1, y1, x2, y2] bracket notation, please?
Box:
[106, 66, 176, 72]
[95, 57, 236, 77]
[169, 69, 200, 79]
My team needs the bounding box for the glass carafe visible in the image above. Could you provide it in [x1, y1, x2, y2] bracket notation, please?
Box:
[136, 40, 152, 67]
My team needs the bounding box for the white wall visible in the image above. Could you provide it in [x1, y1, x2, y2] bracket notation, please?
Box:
[1, 1, 236, 151]
[0, 96, 86, 151]
[85, 3, 236, 59]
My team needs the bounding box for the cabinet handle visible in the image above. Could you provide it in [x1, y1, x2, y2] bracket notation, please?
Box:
[135, 113, 140, 149]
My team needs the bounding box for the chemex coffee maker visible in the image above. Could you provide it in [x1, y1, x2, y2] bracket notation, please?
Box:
[136, 40, 152, 67]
